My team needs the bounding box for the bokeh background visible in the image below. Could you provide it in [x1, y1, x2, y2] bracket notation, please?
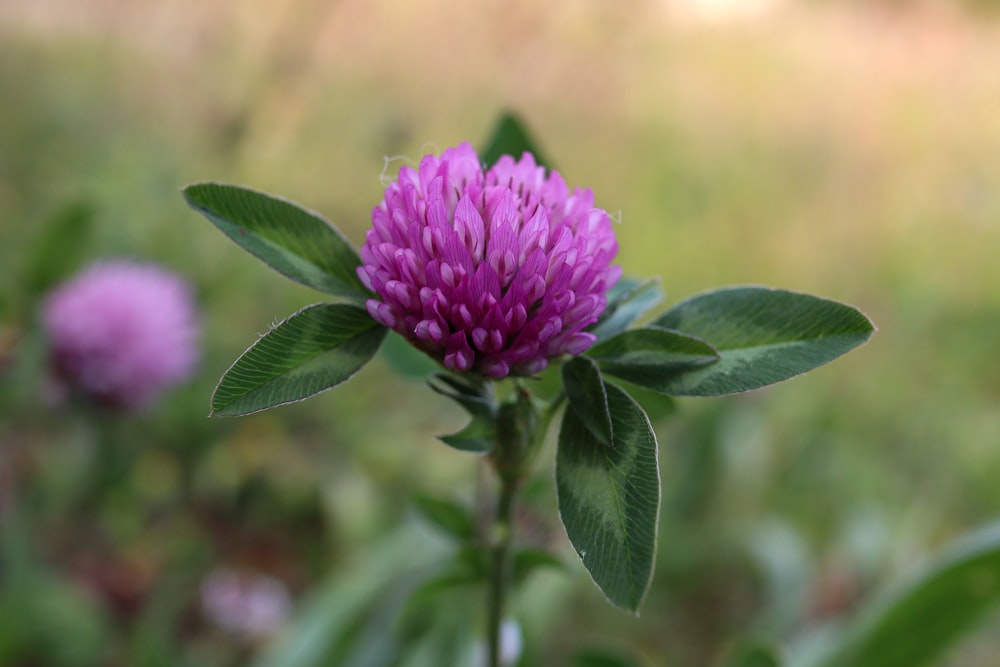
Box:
[3, 0, 1000, 665]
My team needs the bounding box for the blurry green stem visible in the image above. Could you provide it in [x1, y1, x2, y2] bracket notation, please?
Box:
[486, 386, 562, 666]
[486, 472, 517, 667]
[82, 411, 133, 510]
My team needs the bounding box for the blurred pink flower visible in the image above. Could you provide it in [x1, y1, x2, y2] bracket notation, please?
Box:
[359, 143, 620, 378]
[200, 569, 291, 640]
[41, 260, 200, 411]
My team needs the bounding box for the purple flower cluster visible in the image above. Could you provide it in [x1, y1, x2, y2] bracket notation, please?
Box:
[358, 143, 620, 378]
[41, 260, 200, 411]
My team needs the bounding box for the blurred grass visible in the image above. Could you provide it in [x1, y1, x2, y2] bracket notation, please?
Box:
[3, 1, 1000, 665]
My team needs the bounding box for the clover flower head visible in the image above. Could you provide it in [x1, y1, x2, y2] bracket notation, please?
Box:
[41, 260, 200, 411]
[358, 142, 621, 378]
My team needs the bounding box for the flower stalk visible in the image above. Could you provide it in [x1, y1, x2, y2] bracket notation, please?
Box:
[486, 467, 517, 667]
[485, 387, 535, 666]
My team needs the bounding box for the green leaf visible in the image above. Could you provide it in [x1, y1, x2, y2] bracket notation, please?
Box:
[723, 643, 781, 667]
[437, 415, 495, 453]
[125, 575, 190, 667]
[428, 373, 496, 421]
[480, 111, 551, 169]
[816, 522, 1000, 667]
[211, 303, 386, 416]
[400, 545, 491, 618]
[412, 494, 475, 541]
[650, 286, 875, 396]
[183, 182, 369, 301]
[429, 373, 497, 453]
[512, 548, 566, 584]
[0, 573, 109, 667]
[589, 278, 663, 343]
[557, 382, 660, 613]
[252, 522, 450, 667]
[403, 570, 482, 612]
[454, 544, 491, 576]
[587, 326, 720, 393]
[574, 649, 645, 667]
[562, 356, 614, 446]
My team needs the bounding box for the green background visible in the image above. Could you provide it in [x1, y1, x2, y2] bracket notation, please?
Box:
[2, 1, 1000, 665]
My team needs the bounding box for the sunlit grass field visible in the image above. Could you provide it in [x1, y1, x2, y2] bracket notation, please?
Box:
[3, 1, 1000, 665]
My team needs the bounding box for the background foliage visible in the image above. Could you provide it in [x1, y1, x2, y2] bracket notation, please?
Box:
[2, 1, 1000, 665]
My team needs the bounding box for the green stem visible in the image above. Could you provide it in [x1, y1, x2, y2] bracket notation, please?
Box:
[485, 386, 563, 666]
[80, 412, 131, 511]
[486, 473, 517, 667]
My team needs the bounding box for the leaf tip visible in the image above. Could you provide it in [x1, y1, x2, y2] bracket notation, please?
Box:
[180, 182, 213, 210]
